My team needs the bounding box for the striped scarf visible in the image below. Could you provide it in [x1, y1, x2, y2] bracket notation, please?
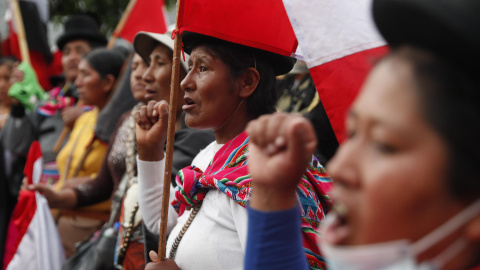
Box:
[171, 131, 333, 270]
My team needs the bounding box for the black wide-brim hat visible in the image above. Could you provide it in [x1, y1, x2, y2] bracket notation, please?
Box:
[56, 14, 108, 51]
[372, 0, 480, 66]
[182, 31, 296, 76]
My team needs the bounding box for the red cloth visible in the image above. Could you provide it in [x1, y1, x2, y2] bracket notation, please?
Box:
[2, 141, 42, 268]
[177, 0, 298, 56]
[115, 0, 168, 42]
[2, 190, 36, 270]
[309, 47, 388, 142]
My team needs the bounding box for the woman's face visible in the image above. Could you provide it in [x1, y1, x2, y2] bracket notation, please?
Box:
[143, 45, 175, 102]
[130, 54, 148, 103]
[0, 64, 12, 103]
[74, 59, 109, 107]
[180, 46, 243, 129]
[325, 56, 467, 247]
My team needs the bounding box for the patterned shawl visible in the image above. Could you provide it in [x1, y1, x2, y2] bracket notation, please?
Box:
[171, 131, 333, 270]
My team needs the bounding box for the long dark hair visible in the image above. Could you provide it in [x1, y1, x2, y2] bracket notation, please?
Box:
[84, 48, 125, 80]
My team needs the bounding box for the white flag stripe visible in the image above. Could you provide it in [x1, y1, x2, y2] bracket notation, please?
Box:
[35, 193, 65, 269]
[32, 157, 43, 184]
[283, 0, 385, 68]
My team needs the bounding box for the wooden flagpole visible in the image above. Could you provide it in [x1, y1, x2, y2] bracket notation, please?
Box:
[158, 0, 182, 261]
[11, 0, 30, 64]
[107, 0, 138, 48]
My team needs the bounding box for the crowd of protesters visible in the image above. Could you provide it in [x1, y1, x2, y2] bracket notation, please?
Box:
[1, 0, 480, 269]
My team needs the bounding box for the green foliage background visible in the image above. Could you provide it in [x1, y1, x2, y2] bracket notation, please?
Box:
[49, 0, 176, 35]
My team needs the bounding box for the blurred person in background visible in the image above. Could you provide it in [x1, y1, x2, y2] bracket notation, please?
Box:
[47, 48, 124, 257]
[0, 57, 15, 129]
[276, 60, 338, 165]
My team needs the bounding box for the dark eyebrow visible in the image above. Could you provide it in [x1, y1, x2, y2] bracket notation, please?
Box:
[189, 53, 213, 66]
[196, 55, 212, 64]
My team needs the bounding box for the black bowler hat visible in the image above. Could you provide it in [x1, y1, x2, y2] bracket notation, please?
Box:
[56, 14, 108, 51]
[372, 0, 480, 66]
[181, 31, 296, 76]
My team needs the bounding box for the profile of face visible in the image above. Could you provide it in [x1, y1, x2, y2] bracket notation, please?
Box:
[0, 64, 12, 104]
[142, 45, 173, 101]
[130, 53, 148, 103]
[180, 45, 244, 129]
[324, 55, 469, 252]
[74, 59, 111, 107]
[62, 40, 92, 83]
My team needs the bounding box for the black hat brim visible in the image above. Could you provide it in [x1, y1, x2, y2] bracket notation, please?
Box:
[182, 31, 296, 76]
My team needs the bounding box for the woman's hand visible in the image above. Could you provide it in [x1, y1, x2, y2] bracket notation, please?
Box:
[135, 100, 170, 161]
[22, 177, 77, 208]
[145, 251, 180, 270]
[25, 182, 59, 206]
[246, 112, 317, 211]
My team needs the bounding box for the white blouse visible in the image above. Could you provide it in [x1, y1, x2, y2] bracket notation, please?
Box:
[137, 141, 248, 270]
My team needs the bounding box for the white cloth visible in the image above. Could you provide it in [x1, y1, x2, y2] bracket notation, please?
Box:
[137, 141, 248, 270]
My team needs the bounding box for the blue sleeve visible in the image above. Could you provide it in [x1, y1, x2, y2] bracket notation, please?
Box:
[244, 205, 309, 270]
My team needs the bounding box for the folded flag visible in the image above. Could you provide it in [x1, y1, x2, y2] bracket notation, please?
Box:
[3, 141, 65, 270]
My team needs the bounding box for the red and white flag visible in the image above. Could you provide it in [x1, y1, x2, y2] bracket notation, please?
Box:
[115, 0, 169, 42]
[177, 0, 297, 57]
[283, 0, 387, 142]
[3, 141, 65, 270]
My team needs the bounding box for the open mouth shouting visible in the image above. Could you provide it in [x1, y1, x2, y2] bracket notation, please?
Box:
[323, 201, 351, 245]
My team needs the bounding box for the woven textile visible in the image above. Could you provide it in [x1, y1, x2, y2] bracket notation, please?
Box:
[172, 131, 333, 270]
[37, 86, 75, 116]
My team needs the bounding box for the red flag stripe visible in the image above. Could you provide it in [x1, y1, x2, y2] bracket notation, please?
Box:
[3, 141, 42, 269]
[309, 47, 388, 143]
